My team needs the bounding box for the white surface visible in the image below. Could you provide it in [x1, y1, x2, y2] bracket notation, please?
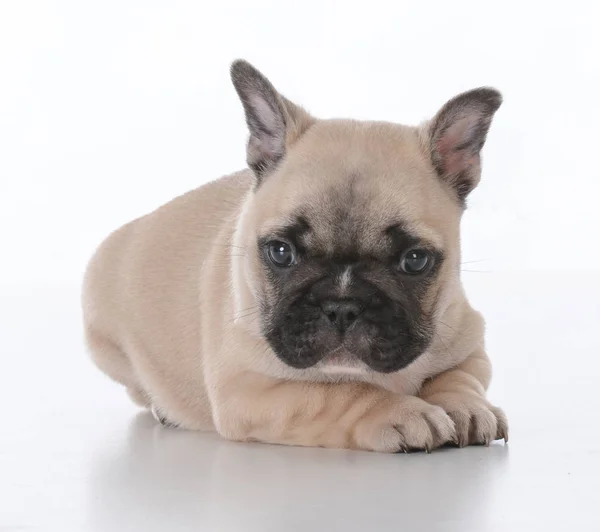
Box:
[1, 272, 599, 531]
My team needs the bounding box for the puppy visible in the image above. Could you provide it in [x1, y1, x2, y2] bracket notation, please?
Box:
[82, 60, 508, 452]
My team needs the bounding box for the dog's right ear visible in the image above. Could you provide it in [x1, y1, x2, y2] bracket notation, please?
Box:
[230, 60, 314, 182]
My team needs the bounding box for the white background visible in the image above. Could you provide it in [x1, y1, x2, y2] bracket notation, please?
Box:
[2, 3, 600, 531]
[1, 1, 599, 285]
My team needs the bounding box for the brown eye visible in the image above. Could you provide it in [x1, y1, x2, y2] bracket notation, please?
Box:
[400, 249, 430, 274]
[267, 241, 296, 267]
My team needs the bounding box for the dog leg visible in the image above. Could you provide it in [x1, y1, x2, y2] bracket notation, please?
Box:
[210, 373, 457, 453]
[84, 327, 150, 408]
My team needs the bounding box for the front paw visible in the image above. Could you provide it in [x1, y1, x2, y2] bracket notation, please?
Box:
[358, 396, 457, 453]
[423, 392, 508, 447]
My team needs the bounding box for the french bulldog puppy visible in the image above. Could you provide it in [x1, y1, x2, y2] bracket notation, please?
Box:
[82, 60, 508, 452]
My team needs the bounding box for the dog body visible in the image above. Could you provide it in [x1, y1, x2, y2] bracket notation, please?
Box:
[82, 61, 507, 452]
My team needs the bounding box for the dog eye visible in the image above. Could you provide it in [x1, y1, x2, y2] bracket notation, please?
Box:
[400, 249, 430, 274]
[267, 241, 296, 267]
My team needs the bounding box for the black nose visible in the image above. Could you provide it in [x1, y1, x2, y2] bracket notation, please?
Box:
[321, 300, 362, 333]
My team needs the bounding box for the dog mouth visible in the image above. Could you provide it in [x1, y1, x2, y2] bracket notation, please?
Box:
[266, 305, 431, 373]
[269, 331, 427, 373]
[318, 333, 428, 373]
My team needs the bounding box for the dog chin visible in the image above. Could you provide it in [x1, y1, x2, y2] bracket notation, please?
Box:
[317, 350, 369, 375]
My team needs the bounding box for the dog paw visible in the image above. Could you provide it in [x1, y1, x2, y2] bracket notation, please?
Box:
[423, 392, 508, 447]
[359, 396, 457, 453]
[151, 404, 177, 428]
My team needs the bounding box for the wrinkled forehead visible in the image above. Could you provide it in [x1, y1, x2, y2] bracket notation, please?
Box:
[254, 120, 458, 253]
[259, 178, 446, 256]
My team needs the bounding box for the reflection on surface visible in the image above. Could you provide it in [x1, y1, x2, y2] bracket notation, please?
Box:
[89, 412, 509, 532]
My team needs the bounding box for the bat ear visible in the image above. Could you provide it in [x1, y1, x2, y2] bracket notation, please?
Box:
[427, 87, 502, 201]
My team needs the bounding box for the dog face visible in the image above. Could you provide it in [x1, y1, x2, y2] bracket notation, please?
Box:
[230, 60, 501, 374]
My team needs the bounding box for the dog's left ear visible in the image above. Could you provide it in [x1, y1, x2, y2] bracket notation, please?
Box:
[427, 88, 502, 202]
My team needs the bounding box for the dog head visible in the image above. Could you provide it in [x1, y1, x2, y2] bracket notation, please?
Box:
[230, 60, 501, 374]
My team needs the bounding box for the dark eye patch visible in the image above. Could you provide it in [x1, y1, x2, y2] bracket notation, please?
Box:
[259, 215, 312, 254]
[384, 223, 444, 271]
[280, 216, 311, 246]
[260, 217, 444, 275]
[385, 223, 421, 255]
